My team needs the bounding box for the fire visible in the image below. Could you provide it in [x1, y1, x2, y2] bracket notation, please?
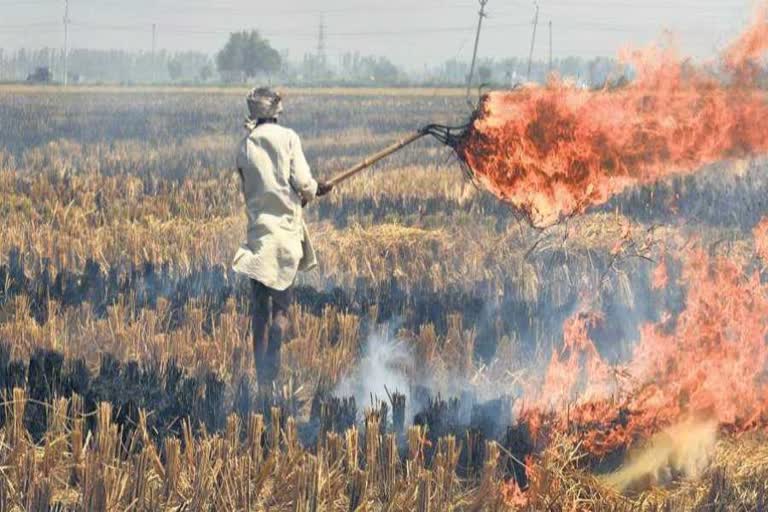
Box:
[521, 248, 768, 457]
[484, 7, 768, 504]
[651, 259, 669, 290]
[457, 9, 768, 227]
[754, 217, 768, 263]
[725, 4, 768, 77]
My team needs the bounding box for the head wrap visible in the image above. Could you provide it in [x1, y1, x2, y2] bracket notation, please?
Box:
[246, 87, 283, 121]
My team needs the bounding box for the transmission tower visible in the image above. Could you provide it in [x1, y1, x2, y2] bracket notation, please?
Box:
[63, 0, 71, 86]
[317, 15, 327, 69]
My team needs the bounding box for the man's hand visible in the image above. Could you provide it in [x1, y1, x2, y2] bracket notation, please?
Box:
[316, 181, 334, 197]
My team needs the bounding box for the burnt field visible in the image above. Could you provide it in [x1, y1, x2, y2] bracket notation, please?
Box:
[1, 87, 768, 510]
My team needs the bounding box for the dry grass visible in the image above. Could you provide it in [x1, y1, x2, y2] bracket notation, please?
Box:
[0, 387, 522, 511]
[0, 84, 468, 97]
[0, 389, 767, 510]
[1, 88, 765, 510]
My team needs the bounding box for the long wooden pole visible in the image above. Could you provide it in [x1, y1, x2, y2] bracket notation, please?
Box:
[328, 131, 428, 187]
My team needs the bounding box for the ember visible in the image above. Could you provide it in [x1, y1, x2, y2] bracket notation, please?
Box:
[456, 8, 768, 227]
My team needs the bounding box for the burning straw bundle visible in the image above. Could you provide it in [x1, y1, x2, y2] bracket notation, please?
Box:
[450, 8, 768, 228]
[331, 7, 768, 231]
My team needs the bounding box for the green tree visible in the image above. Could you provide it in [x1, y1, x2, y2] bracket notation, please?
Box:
[358, 56, 400, 84]
[198, 63, 213, 82]
[478, 65, 493, 85]
[167, 58, 183, 82]
[216, 30, 281, 83]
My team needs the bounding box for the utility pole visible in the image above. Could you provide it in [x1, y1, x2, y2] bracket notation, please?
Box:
[466, 0, 489, 103]
[548, 20, 553, 73]
[316, 14, 327, 79]
[526, 1, 539, 82]
[151, 23, 157, 83]
[63, 0, 70, 86]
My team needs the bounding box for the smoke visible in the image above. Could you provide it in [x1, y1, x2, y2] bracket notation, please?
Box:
[334, 316, 516, 432]
[602, 418, 718, 493]
[334, 323, 414, 419]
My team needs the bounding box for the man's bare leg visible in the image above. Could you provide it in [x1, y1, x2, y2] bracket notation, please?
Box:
[251, 280, 271, 388]
[264, 285, 292, 388]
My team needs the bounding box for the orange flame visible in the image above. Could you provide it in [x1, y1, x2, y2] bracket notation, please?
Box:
[725, 4, 768, 76]
[651, 259, 669, 290]
[521, 248, 768, 456]
[458, 9, 768, 227]
[754, 217, 768, 263]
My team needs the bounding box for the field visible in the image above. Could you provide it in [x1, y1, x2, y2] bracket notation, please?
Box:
[2, 85, 768, 510]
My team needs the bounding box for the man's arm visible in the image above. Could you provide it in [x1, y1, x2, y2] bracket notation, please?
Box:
[289, 131, 318, 203]
[289, 130, 333, 204]
[235, 140, 247, 188]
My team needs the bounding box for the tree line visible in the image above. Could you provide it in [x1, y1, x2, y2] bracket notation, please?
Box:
[0, 30, 619, 87]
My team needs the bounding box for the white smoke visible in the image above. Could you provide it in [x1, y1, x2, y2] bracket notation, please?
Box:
[334, 318, 517, 430]
[334, 324, 414, 421]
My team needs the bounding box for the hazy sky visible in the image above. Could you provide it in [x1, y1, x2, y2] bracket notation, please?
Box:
[0, 0, 755, 68]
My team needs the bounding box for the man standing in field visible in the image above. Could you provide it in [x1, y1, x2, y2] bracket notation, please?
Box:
[232, 87, 333, 389]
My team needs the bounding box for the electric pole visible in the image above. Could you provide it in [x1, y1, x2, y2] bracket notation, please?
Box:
[152, 23, 157, 83]
[548, 20, 553, 73]
[466, 0, 489, 103]
[526, 1, 539, 82]
[317, 14, 327, 80]
[63, 0, 70, 86]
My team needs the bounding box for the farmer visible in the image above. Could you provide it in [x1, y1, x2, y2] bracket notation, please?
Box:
[232, 87, 333, 389]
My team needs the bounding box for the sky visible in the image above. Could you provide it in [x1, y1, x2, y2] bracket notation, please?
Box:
[0, 0, 755, 69]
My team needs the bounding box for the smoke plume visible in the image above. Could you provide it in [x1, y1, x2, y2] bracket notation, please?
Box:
[334, 324, 414, 419]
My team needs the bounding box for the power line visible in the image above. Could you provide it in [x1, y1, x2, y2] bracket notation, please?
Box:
[64, 20, 530, 38]
[0, 21, 60, 28]
[4, 17, 730, 41]
[0, 0, 476, 14]
[111, 1, 478, 16]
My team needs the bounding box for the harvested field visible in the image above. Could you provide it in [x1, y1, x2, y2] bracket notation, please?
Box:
[1, 86, 768, 510]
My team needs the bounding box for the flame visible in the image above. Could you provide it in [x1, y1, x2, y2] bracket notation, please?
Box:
[520, 248, 768, 457]
[488, 6, 768, 502]
[500, 479, 530, 508]
[457, 8, 768, 227]
[651, 259, 669, 290]
[725, 4, 768, 77]
[754, 217, 768, 263]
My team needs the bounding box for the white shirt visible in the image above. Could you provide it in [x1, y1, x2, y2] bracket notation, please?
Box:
[232, 123, 318, 290]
